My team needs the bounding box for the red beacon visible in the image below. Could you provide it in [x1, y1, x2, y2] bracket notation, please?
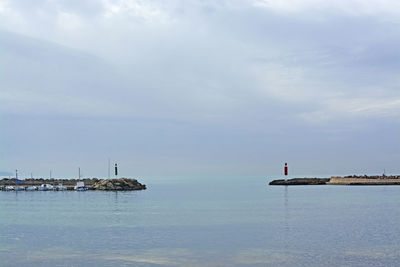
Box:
[284, 162, 288, 176]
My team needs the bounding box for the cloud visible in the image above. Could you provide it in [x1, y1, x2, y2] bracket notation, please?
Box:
[1, 1, 399, 125]
[0, 0, 399, 175]
[252, 0, 400, 17]
[298, 98, 400, 125]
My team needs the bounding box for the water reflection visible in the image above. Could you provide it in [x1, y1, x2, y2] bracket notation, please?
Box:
[2, 179, 400, 266]
[283, 186, 290, 252]
[114, 191, 119, 203]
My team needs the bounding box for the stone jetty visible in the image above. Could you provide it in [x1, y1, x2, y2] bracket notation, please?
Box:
[269, 178, 330, 185]
[0, 178, 146, 191]
[93, 178, 146, 190]
[269, 175, 400, 186]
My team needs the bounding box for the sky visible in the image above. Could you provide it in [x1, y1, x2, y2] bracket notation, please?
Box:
[0, 0, 399, 178]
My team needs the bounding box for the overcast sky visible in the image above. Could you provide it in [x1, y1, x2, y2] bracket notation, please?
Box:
[0, 0, 399, 178]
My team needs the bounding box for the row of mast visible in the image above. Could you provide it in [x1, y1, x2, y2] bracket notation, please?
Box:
[12, 161, 119, 180]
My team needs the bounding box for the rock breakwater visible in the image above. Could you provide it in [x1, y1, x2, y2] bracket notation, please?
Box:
[269, 178, 330, 185]
[93, 178, 146, 191]
[270, 175, 400, 186]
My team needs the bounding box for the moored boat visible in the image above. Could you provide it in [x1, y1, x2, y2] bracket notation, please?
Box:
[74, 181, 88, 191]
[39, 184, 54, 191]
[56, 184, 67, 191]
[26, 186, 37, 191]
[14, 186, 25, 191]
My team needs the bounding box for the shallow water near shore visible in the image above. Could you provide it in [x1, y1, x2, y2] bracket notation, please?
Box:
[1, 176, 400, 266]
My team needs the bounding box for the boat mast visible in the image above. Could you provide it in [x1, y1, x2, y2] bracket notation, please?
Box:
[108, 158, 110, 179]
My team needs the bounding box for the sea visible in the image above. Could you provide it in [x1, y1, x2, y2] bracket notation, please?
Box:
[1, 175, 400, 267]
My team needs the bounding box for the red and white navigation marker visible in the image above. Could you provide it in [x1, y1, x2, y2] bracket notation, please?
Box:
[284, 162, 288, 179]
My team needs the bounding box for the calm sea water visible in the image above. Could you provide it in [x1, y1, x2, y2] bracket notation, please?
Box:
[1, 176, 400, 266]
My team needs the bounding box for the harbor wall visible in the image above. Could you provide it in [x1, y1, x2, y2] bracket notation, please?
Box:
[328, 177, 400, 185]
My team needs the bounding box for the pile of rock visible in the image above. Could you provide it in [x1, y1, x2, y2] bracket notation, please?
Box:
[93, 178, 146, 191]
[269, 178, 330, 185]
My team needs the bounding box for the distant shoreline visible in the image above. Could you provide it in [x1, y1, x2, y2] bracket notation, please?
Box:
[269, 175, 400, 185]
